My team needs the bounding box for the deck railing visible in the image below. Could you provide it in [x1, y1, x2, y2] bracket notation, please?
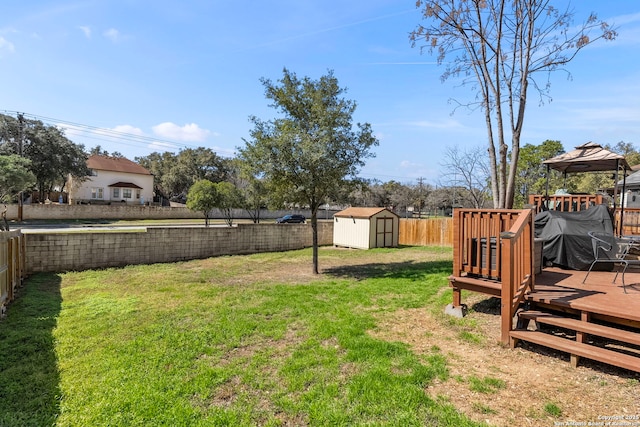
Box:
[453, 209, 523, 280]
[1, 230, 26, 314]
[499, 209, 534, 344]
[452, 208, 534, 344]
[528, 194, 603, 213]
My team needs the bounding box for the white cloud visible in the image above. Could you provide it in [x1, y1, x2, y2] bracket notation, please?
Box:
[103, 28, 120, 42]
[79, 25, 91, 38]
[111, 124, 144, 136]
[152, 122, 211, 142]
[0, 37, 15, 54]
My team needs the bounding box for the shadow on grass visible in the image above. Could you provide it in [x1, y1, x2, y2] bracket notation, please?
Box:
[323, 259, 453, 280]
[0, 273, 62, 426]
[470, 296, 501, 315]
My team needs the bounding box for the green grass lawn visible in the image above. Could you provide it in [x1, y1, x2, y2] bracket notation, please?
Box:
[0, 246, 487, 427]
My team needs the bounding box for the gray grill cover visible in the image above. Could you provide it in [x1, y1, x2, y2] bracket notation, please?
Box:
[534, 204, 614, 270]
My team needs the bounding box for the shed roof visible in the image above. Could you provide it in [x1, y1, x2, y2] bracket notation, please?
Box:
[334, 207, 398, 219]
[542, 142, 630, 173]
[87, 155, 152, 175]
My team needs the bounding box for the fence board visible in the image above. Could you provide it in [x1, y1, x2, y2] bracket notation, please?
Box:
[399, 218, 453, 246]
[1, 230, 26, 314]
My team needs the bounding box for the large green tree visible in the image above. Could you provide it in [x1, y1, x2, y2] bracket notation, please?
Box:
[410, 0, 617, 208]
[0, 155, 36, 202]
[238, 68, 378, 274]
[0, 114, 89, 197]
[137, 148, 231, 202]
[515, 140, 565, 207]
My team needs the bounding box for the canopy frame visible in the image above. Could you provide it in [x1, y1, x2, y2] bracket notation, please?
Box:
[542, 142, 630, 235]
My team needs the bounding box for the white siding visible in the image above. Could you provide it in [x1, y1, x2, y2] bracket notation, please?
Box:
[622, 190, 640, 208]
[333, 209, 399, 249]
[70, 170, 154, 204]
[333, 217, 372, 249]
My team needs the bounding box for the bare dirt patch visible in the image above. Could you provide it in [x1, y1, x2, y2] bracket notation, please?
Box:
[369, 294, 640, 427]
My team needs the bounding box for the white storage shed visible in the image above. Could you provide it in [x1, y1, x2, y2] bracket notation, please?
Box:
[333, 207, 399, 249]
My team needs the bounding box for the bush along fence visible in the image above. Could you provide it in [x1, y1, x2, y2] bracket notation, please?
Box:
[0, 230, 26, 315]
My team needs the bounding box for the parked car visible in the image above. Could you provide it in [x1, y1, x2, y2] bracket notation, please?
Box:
[276, 214, 306, 223]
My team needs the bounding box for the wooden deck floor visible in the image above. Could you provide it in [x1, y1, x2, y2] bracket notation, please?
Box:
[531, 266, 640, 325]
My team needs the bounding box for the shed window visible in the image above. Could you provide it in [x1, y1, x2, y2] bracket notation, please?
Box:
[123, 189, 132, 199]
[113, 188, 120, 198]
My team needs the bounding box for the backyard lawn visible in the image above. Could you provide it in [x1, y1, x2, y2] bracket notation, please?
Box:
[1, 246, 637, 426]
[1, 246, 482, 426]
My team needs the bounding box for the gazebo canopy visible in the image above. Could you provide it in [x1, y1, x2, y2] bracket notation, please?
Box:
[542, 142, 630, 173]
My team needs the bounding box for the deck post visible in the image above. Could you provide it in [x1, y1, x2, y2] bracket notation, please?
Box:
[452, 284, 461, 307]
[501, 236, 514, 345]
[571, 311, 591, 368]
[451, 209, 463, 310]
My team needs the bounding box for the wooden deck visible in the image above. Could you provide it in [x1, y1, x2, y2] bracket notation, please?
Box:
[530, 266, 640, 325]
[509, 266, 640, 373]
[449, 204, 640, 374]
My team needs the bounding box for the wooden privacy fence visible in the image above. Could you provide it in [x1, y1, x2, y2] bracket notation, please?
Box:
[399, 218, 454, 246]
[0, 230, 26, 314]
[616, 208, 640, 236]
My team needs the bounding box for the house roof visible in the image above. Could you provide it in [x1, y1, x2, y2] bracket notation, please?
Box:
[108, 181, 143, 189]
[334, 207, 398, 219]
[618, 169, 640, 187]
[87, 155, 152, 175]
[542, 142, 630, 173]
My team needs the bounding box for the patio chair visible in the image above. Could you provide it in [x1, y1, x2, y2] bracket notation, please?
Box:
[582, 231, 640, 293]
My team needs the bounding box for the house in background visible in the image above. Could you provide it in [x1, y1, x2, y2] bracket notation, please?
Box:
[619, 165, 640, 208]
[67, 155, 154, 205]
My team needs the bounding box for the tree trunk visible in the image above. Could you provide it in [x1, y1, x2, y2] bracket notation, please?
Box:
[311, 212, 319, 274]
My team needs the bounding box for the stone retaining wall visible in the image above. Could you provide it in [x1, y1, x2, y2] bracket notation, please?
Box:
[25, 222, 333, 273]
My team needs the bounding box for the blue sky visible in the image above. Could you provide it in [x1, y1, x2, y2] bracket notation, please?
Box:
[1, 1, 639, 184]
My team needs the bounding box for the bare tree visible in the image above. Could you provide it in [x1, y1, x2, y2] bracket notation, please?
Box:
[411, 0, 617, 208]
[439, 145, 490, 208]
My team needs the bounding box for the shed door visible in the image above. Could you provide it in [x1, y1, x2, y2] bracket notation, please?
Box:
[376, 217, 394, 247]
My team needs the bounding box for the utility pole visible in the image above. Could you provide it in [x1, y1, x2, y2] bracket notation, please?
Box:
[417, 177, 424, 218]
[17, 113, 25, 221]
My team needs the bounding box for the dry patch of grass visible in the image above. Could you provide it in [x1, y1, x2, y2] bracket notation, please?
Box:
[370, 294, 640, 426]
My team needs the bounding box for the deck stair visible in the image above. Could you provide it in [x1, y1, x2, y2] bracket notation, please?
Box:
[511, 309, 640, 373]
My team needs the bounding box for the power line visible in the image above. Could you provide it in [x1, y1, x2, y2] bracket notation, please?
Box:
[1, 110, 425, 184]
[0, 110, 234, 158]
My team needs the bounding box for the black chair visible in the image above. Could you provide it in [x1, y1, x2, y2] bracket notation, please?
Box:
[582, 231, 640, 293]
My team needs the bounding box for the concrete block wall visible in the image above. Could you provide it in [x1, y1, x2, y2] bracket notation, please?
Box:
[25, 221, 334, 273]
